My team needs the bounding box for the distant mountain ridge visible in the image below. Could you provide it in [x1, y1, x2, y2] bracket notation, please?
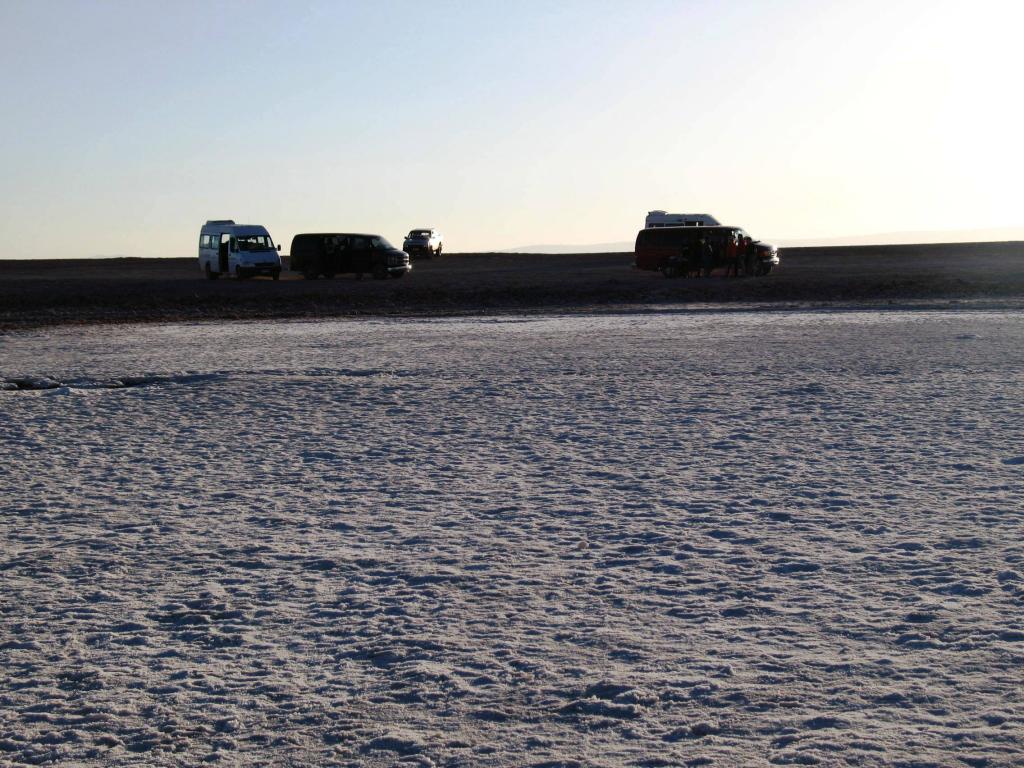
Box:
[498, 241, 633, 254]
[772, 227, 1024, 248]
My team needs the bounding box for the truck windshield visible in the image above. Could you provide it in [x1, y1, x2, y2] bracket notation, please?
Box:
[409, 230, 430, 238]
[235, 235, 275, 251]
[370, 236, 394, 249]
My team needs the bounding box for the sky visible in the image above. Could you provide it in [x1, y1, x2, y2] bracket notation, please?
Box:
[1, 0, 1021, 258]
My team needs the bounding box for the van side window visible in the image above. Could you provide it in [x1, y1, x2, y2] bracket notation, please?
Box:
[200, 234, 211, 248]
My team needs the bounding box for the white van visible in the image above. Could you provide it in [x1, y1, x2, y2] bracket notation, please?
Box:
[198, 220, 282, 280]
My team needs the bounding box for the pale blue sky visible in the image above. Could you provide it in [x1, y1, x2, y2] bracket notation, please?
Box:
[1, 0, 1020, 257]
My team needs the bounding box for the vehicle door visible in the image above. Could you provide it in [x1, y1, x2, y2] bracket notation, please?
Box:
[323, 235, 344, 276]
[218, 234, 230, 274]
[289, 236, 309, 274]
[199, 233, 212, 270]
[347, 236, 372, 274]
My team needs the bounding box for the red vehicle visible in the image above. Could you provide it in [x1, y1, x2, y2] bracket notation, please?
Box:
[634, 225, 779, 278]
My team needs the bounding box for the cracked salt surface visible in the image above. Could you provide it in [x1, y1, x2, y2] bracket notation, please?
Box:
[1, 310, 1023, 766]
[1, 369, 417, 393]
[0, 373, 222, 392]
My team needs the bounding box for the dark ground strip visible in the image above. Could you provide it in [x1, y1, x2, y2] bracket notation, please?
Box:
[0, 373, 222, 391]
[1, 242, 1022, 329]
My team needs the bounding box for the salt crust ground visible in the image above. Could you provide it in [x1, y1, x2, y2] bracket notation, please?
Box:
[1, 310, 1022, 767]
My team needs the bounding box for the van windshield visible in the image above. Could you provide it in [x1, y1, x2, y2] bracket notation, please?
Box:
[370, 236, 394, 249]
[235, 235, 275, 251]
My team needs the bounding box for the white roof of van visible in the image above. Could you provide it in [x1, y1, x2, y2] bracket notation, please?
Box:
[201, 222, 270, 236]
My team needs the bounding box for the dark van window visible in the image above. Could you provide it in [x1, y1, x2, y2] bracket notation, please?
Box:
[200, 234, 211, 248]
[235, 235, 274, 251]
[640, 228, 684, 247]
[350, 236, 368, 250]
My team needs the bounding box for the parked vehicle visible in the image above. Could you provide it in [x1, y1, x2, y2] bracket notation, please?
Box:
[402, 228, 443, 259]
[645, 211, 720, 229]
[634, 225, 779, 278]
[198, 220, 281, 280]
[289, 233, 411, 280]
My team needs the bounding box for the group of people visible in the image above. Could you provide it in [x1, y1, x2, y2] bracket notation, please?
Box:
[678, 232, 758, 278]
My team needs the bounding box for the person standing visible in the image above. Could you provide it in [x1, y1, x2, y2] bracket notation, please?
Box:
[725, 232, 739, 277]
[699, 236, 714, 277]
